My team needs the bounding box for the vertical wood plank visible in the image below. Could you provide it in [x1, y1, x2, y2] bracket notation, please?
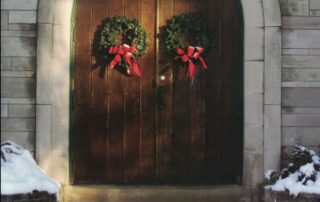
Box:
[188, 0, 206, 183]
[220, 0, 242, 183]
[90, 0, 108, 183]
[107, 0, 125, 183]
[205, 0, 223, 184]
[156, 0, 174, 183]
[140, 0, 156, 182]
[172, 0, 190, 183]
[73, 0, 92, 183]
[123, 0, 141, 183]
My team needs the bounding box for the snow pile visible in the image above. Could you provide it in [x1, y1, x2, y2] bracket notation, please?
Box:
[1, 140, 60, 199]
[264, 145, 320, 197]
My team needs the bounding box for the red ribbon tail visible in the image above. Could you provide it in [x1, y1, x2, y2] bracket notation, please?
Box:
[199, 56, 207, 69]
[132, 63, 142, 77]
[124, 56, 142, 77]
[188, 60, 195, 79]
[109, 55, 121, 69]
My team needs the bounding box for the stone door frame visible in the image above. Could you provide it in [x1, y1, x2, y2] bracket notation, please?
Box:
[36, 0, 281, 197]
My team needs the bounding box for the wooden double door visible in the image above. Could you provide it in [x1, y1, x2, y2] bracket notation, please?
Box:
[72, 0, 243, 185]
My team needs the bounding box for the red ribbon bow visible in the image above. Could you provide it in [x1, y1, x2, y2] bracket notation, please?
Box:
[175, 46, 207, 79]
[108, 44, 142, 77]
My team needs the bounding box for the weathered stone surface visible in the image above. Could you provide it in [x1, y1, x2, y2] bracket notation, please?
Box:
[8, 23, 36, 31]
[1, 0, 38, 10]
[52, 58, 70, 126]
[241, 0, 264, 28]
[8, 104, 35, 117]
[1, 98, 35, 104]
[36, 105, 52, 174]
[64, 185, 250, 202]
[9, 11, 36, 24]
[244, 28, 264, 61]
[309, 49, 320, 55]
[282, 55, 320, 68]
[282, 114, 320, 126]
[244, 61, 264, 94]
[245, 94, 263, 126]
[1, 77, 35, 98]
[0, 131, 34, 151]
[53, 0, 73, 25]
[1, 105, 8, 117]
[244, 152, 263, 186]
[282, 81, 320, 87]
[1, 11, 8, 30]
[1, 56, 11, 70]
[1, 37, 36, 57]
[282, 107, 320, 114]
[1, 71, 35, 78]
[280, 0, 309, 16]
[282, 68, 320, 81]
[53, 25, 70, 58]
[38, 0, 54, 23]
[264, 105, 281, 170]
[265, 27, 281, 105]
[264, 190, 320, 202]
[282, 48, 308, 55]
[282, 30, 320, 49]
[12, 57, 36, 70]
[310, 0, 320, 9]
[51, 125, 69, 183]
[282, 127, 320, 146]
[1, 118, 35, 131]
[262, 0, 281, 26]
[310, 10, 320, 16]
[1, 30, 36, 37]
[282, 17, 320, 29]
[37, 24, 53, 104]
[282, 87, 320, 107]
[244, 125, 263, 152]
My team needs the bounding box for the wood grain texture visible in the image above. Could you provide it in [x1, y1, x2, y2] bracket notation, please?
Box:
[188, 0, 206, 183]
[107, 0, 125, 183]
[90, 0, 108, 183]
[140, 0, 156, 183]
[73, 0, 92, 183]
[123, 0, 141, 183]
[172, 0, 190, 183]
[72, 0, 243, 185]
[156, 0, 174, 183]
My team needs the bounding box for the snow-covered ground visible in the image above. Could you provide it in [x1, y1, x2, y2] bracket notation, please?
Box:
[1, 140, 60, 199]
[265, 146, 320, 197]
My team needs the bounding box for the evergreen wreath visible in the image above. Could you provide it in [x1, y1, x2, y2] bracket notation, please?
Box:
[162, 13, 212, 80]
[96, 16, 149, 77]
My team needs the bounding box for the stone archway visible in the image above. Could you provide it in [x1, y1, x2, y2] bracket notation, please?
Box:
[36, 0, 281, 200]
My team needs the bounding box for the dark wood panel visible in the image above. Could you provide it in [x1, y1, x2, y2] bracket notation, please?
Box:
[73, 0, 243, 185]
[188, 0, 206, 183]
[73, 0, 93, 183]
[172, 0, 190, 183]
[205, 0, 223, 183]
[90, 0, 108, 183]
[220, 0, 242, 183]
[156, 0, 174, 183]
[140, 0, 156, 182]
[106, 0, 125, 183]
[123, 0, 141, 183]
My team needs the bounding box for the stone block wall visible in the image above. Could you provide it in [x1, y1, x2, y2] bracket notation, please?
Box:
[1, 0, 38, 152]
[280, 0, 320, 167]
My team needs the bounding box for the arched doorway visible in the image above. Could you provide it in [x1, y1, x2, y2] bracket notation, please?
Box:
[71, 0, 243, 185]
